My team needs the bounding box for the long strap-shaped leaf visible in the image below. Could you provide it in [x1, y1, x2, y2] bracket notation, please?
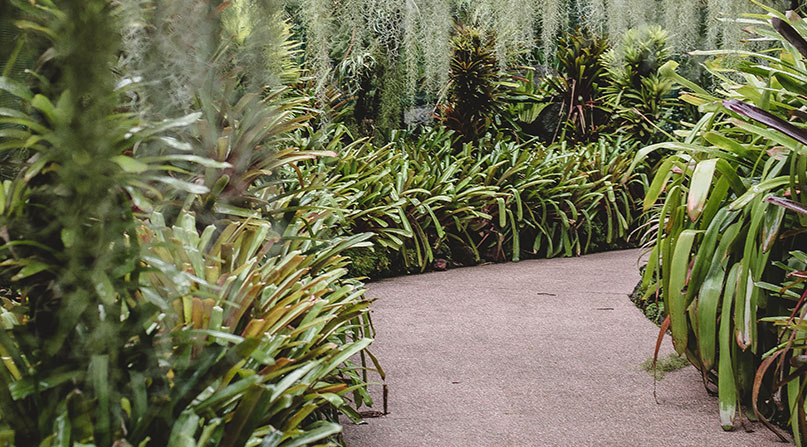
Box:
[719, 262, 741, 430]
[669, 230, 700, 354]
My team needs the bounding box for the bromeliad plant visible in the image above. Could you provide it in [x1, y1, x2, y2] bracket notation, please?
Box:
[601, 25, 677, 144]
[633, 3, 807, 442]
[438, 25, 504, 143]
[136, 209, 377, 446]
[542, 28, 610, 144]
[291, 125, 648, 272]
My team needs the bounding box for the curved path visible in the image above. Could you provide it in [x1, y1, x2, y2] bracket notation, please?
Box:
[343, 249, 786, 447]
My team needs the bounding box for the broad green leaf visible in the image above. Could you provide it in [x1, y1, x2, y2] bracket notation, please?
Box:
[0, 76, 33, 101]
[697, 261, 726, 371]
[9, 370, 82, 400]
[11, 261, 51, 281]
[112, 155, 149, 173]
[31, 94, 57, 123]
[155, 176, 210, 194]
[687, 159, 718, 221]
[497, 198, 506, 228]
[761, 201, 786, 253]
[219, 385, 271, 447]
[729, 177, 791, 210]
[279, 422, 342, 447]
[643, 157, 676, 210]
[703, 131, 750, 158]
[714, 159, 747, 196]
[141, 154, 232, 169]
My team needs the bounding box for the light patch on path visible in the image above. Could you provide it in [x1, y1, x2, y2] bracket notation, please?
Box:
[343, 249, 786, 447]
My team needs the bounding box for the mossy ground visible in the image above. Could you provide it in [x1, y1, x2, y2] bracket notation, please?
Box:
[628, 269, 666, 326]
[641, 353, 690, 380]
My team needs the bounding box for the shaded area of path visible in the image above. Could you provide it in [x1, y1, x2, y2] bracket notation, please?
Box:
[343, 249, 786, 446]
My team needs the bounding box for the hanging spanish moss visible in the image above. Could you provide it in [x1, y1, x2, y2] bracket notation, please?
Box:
[625, 0, 651, 28]
[288, 0, 794, 111]
[300, 0, 333, 94]
[541, 0, 567, 60]
[490, 0, 539, 63]
[663, 0, 701, 53]
[605, 0, 629, 43]
[119, 0, 222, 118]
[580, 0, 607, 36]
[707, 0, 736, 49]
[418, 0, 453, 93]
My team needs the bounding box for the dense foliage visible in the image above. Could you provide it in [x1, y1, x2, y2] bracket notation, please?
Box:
[0, 1, 376, 445]
[602, 25, 676, 144]
[439, 26, 503, 143]
[292, 0, 793, 139]
[4, 0, 807, 445]
[291, 128, 647, 273]
[634, 4, 807, 442]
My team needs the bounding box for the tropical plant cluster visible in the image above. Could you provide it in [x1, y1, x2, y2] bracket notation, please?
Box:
[290, 128, 648, 276]
[5, 0, 807, 446]
[634, 4, 807, 442]
[455, 24, 678, 151]
[0, 1, 378, 446]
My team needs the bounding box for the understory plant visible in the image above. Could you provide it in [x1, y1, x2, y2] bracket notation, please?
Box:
[633, 3, 807, 442]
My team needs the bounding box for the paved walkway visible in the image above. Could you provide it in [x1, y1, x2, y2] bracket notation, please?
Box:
[343, 249, 787, 447]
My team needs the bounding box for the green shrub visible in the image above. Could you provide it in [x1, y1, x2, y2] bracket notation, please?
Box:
[290, 125, 648, 276]
[543, 29, 610, 144]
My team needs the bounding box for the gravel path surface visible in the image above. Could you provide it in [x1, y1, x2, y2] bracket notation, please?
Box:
[343, 249, 787, 447]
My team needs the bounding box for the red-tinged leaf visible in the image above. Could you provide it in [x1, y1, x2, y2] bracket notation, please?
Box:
[766, 146, 789, 159]
[752, 351, 790, 442]
[653, 315, 671, 403]
[723, 99, 807, 145]
[216, 1, 232, 13]
[772, 17, 807, 59]
[766, 196, 807, 215]
[788, 271, 807, 279]
[654, 314, 671, 368]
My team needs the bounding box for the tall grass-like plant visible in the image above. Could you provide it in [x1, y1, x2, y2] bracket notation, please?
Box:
[632, 3, 807, 441]
[0, 0, 167, 443]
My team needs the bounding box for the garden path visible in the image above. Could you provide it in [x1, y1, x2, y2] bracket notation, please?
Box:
[342, 249, 787, 447]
